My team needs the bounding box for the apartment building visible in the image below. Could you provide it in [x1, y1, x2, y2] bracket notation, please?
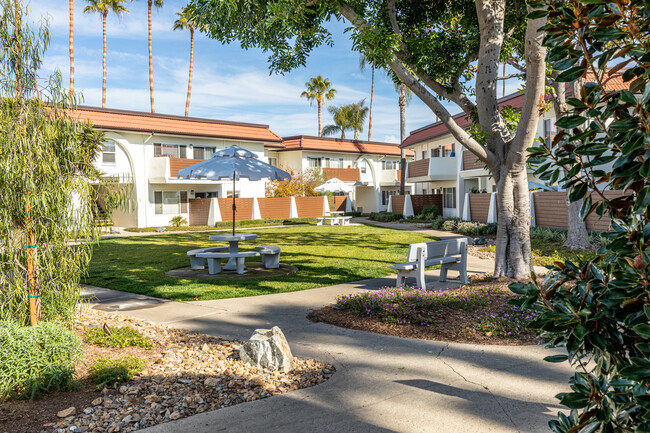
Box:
[77, 107, 412, 228]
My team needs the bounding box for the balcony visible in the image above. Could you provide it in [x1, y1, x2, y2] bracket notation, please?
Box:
[462, 151, 487, 171]
[379, 169, 401, 186]
[323, 167, 360, 182]
[149, 156, 214, 184]
[406, 156, 458, 181]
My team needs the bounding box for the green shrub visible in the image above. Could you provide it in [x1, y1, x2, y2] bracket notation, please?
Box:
[431, 216, 445, 230]
[89, 356, 145, 387]
[169, 215, 188, 227]
[441, 218, 460, 231]
[0, 321, 82, 400]
[369, 211, 403, 222]
[85, 326, 153, 349]
[418, 204, 440, 220]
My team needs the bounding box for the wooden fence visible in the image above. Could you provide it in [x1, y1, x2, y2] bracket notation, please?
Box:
[188, 198, 211, 226]
[295, 196, 325, 218]
[411, 194, 443, 216]
[331, 196, 348, 212]
[258, 197, 291, 219]
[468, 193, 491, 223]
[391, 195, 406, 214]
[217, 198, 254, 221]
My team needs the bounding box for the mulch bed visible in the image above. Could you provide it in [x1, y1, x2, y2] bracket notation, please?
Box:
[308, 279, 540, 346]
[0, 308, 334, 433]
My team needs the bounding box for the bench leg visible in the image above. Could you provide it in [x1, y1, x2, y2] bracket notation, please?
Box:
[190, 256, 205, 270]
[417, 265, 426, 290]
[236, 257, 246, 274]
[207, 258, 222, 275]
[396, 271, 406, 287]
[317, 219, 324, 226]
[263, 253, 280, 269]
[439, 264, 449, 282]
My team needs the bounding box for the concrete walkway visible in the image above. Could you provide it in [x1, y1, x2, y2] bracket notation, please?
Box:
[82, 239, 569, 433]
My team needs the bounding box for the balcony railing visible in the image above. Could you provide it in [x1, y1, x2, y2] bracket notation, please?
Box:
[462, 151, 487, 171]
[406, 157, 457, 181]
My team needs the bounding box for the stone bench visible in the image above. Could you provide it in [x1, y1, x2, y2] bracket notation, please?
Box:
[254, 245, 281, 269]
[187, 247, 228, 270]
[317, 216, 350, 226]
[390, 238, 468, 289]
[196, 251, 261, 275]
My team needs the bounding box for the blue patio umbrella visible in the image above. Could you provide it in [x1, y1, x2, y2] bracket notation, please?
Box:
[178, 145, 291, 235]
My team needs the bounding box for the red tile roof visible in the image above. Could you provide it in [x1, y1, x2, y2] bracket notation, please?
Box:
[401, 73, 632, 148]
[281, 136, 414, 157]
[73, 106, 283, 145]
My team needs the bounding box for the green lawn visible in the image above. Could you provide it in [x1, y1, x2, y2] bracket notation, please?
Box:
[85, 225, 436, 301]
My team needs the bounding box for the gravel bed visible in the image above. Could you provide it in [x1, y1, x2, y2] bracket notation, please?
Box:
[48, 307, 334, 433]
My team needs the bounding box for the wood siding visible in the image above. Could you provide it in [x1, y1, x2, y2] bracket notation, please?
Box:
[257, 197, 292, 220]
[323, 168, 360, 182]
[391, 195, 405, 214]
[188, 198, 211, 226]
[332, 196, 348, 212]
[169, 157, 204, 177]
[407, 159, 429, 178]
[468, 193, 491, 223]
[462, 151, 487, 171]
[217, 198, 253, 221]
[411, 194, 443, 216]
[295, 197, 324, 218]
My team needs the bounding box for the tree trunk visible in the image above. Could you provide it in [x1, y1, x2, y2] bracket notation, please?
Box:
[148, 0, 155, 113]
[565, 198, 591, 249]
[399, 83, 407, 195]
[354, 128, 359, 140]
[317, 101, 321, 136]
[341, 129, 345, 139]
[493, 168, 534, 279]
[69, 0, 74, 94]
[102, 11, 106, 108]
[368, 66, 374, 141]
[184, 26, 194, 117]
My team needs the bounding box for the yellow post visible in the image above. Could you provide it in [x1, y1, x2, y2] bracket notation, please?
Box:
[25, 199, 40, 325]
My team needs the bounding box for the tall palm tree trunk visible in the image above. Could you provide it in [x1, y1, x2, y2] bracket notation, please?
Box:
[317, 101, 322, 136]
[102, 11, 107, 108]
[399, 83, 407, 195]
[69, 0, 74, 94]
[184, 26, 194, 117]
[368, 66, 374, 141]
[148, 0, 155, 113]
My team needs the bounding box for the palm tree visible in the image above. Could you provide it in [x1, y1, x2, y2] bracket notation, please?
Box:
[347, 99, 369, 140]
[147, 0, 163, 113]
[322, 105, 352, 139]
[173, 11, 194, 117]
[69, 0, 74, 94]
[300, 75, 336, 136]
[84, 0, 129, 108]
[359, 54, 375, 141]
[395, 82, 413, 194]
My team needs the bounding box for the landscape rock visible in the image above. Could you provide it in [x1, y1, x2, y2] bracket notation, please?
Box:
[57, 407, 76, 418]
[239, 326, 294, 373]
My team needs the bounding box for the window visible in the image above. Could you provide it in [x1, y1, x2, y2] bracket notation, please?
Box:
[360, 165, 367, 174]
[430, 148, 441, 158]
[102, 142, 116, 164]
[154, 191, 181, 215]
[193, 146, 216, 160]
[382, 160, 397, 170]
[543, 118, 555, 145]
[227, 190, 240, 198]
[421, 151, 426, 160]
[194, 191, 219, 199]
[328, 158, 344, 168]
[443, 187, 456, 209]
[268, 157, 278, 167]
[180, 191, 188, 213]
[382, 190, 397, 206]
[154, 143, 187, 158]
[442, 143, 455, 157]
[307, 157, 322, 168]
[422, 188, 427, 195]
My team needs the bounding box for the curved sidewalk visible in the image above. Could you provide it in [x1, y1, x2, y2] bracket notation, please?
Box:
[84, 264, 570, 433]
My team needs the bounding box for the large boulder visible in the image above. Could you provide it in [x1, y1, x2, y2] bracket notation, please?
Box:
[239, 326, 294, 373]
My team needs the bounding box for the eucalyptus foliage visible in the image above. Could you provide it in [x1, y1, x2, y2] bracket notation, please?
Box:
[511, 1, 650, 431]
[0, 0, 128, 325]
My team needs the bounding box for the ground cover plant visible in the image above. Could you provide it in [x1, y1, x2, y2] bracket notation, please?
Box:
[0, 321, 82, 400]
[368, 211, 403, 222]
[89, 356, 146, 387]
[85, 225, 435, 301]
[309, 277, 539, 345]
[85, 326, 153, 349]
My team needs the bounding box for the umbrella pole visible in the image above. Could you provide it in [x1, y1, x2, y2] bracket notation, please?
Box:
[232, 172, 236, 235]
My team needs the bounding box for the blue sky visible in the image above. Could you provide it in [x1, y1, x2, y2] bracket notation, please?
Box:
[30, 0, 522, 143]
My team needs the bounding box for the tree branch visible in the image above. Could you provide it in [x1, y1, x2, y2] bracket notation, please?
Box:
[338, 1, 494, 165]
[496, 73, 524, 81]
[508, 5, 547, 171]
[507, 57, 526, 73]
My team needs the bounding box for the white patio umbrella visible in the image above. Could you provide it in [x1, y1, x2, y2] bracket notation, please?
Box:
[178, 145, 291, 235]
[314, 177, 354, 194]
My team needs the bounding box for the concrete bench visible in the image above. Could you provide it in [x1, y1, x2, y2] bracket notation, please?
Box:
[317, 216, 349, 226]
[340, 216, 352, 225]
[187, 247, 228, 270]
[254, 245, 281, 269]
[196, 251, 260, 275]
[390, 238, 468, 289]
